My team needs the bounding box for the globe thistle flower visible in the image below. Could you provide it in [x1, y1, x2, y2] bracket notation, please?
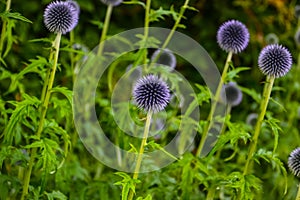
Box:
[44, 1, 79, 34]
[295, 5, 300, 19]
[258, 44, 292, 78]
[133, 75, 170, 113]
[217, 20, 250, 54]
[295, 29, 300, 46]
[265, 33, 279, 44]
[220, 82, 243, 107]
[288, 147, 300, 177]
[151, 49, 177, 70]
[100, 0, 123, 6]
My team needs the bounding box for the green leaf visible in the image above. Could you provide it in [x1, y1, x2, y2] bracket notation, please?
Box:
[265, 115, 282, 153]
[6, 56, 49, 94]
[226, 67, 250, 82]
[3, 94, 40, 145]
[45, 190, 67, 200]
[51, 87, 73, 106]
[0, 11, 32, 23]
[114, 172, 140, 200]
[240, 86, 261, 103]
[149, 7, 175, 22]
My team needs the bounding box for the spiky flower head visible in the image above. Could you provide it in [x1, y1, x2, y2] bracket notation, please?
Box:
[217, 20, 250, 54]
[288, 147, 300, 177]
[220, 82, 243, 107]
[295, 5, 300, 18]
[100, 0, 123, 6]
[265, 33, 279, 44]
[258, 44, 292, 78]
[44, 1, 79, 34]
[151, 49, 177, 70]
[133, 74, 170, 113]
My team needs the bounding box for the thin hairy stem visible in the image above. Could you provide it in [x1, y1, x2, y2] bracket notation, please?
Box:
[21, 33, 62, 200]
[243, 75, 275, 175]
[196, 51, 233, 157]
[128, 111, 153, 200]
[97, 4, 113, 57]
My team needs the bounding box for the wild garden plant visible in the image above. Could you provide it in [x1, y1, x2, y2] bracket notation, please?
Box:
[0, 0, 300, 200]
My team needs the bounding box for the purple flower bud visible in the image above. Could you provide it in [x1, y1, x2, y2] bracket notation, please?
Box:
[151, 48, 177, 70]
[220, 82, 243, 107]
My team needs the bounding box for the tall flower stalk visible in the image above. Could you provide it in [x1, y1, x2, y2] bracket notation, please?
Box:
[196, 20, 250, 157]
[127, 75, 170, 200]
[21, 1, 79, 199]
[243, 44, 292, 175]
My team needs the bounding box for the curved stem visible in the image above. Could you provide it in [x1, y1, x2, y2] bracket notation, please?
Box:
[243, 75, 275, 175]
[21, 33, 62, 200]
[128, 111, 153, 200]
[97, 4, 113, 57]
[0, 0, 11, 58]
[149, 0, 190, 68]
[161, 0, 190, 50]
[196, 51, 233, 157]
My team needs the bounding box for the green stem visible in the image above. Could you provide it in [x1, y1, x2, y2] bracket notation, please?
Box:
[149, 0, 190, 69]
[128, 111, 153, 200]
[97, 4, 113, 57]
[70, 30, 76, 83]
[296, 183, 300, 200]
[21, 33, 62, 200]
[0, 0, 11, 58]
[196, 51, 233, 157]
[243, 75, 275, 175]
[161, 0, 189, 50]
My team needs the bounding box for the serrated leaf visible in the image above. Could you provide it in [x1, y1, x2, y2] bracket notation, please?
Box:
[149, 7, 175, 22]
[0, 11, 32, 23]
[3, 94, 40, 145]
[226, 67, 250, 82]
[45, 190, 67, 200]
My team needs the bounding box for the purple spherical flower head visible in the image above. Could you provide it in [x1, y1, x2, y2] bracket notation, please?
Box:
[133, 75, 170, 113]
[151, 48, 177, 70]
[220, 82, 243, 107]
[100, 0, 123, 6]
[44, 1, 79, 34]
[217, 20, 250, 54]
[288, 147, 300, 177]
[258, 44, 292, 78]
